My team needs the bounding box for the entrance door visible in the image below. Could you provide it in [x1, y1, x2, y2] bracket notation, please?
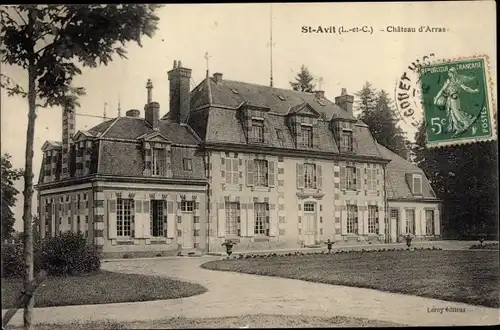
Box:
[390, 208, 400, 243]
[303, 202, 317, 246]
[181, 201, 194, 249]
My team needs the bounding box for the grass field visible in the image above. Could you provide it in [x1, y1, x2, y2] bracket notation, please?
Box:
[202, 250, 499, 307]
[8, 314, 403, 329]
[1, 270, 207, 308]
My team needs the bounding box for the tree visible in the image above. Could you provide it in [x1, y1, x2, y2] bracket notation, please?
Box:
[0, 5, 161, 329]
[290, 65, 316, 92]
[356, 84, 408, 159]
[1, 154, 24, 241]
[413, 121, 498, 240]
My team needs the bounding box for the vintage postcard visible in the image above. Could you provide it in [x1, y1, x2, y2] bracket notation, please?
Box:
[0, 2, 497, 329]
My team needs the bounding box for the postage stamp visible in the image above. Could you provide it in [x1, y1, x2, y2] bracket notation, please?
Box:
[418, 55, 497, 148]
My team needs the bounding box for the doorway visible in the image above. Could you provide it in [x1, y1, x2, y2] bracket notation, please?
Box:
[180, 200, 194, 249]
[303, 202, 317, 246]
[390, 208, 400, 243]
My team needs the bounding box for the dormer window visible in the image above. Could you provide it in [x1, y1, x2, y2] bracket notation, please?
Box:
[340, 131, 354, 152]
[301, 125, 313, 148]
[250, 119, 264, 143]
[412, 174, 422, 195]
[151, 148, 166, 176]
[182, 158, 193, 171]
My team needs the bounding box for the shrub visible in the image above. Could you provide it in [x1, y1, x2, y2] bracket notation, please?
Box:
[1, 232, 42, 278]
[40, 231, 100, 276]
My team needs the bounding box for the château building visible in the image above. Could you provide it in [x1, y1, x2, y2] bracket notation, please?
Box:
[35, 60, 441, 257]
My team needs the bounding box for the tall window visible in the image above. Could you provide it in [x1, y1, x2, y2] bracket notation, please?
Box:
[304, 163, 316, 189]
[225, 157, 239, 185]
[301, 125, 313, 148]
[151, 200, 165, 237]
[254, 160, 268, 186]
[368, 205, 378, 234]
[347, 205, 358, 234]
[425, 210, 435, 235]
[152, 148, 166, 176]
[250, 119, 264, 143]
[346, 166, 357, 190]
[367, 168, 377, 191]
[341, 131, 354, 152]
[405, 209, 415, 234]
[412, 174, 422, 195]
[225, 202, 240, 236]
[117, 198, 133, 237]
[254, 202, 269, 235]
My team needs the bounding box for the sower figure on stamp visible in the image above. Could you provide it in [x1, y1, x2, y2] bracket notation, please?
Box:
[433, 67, 479, 136]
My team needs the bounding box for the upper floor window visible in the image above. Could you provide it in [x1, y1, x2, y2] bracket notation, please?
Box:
[340, 131, 354, 152]
[152, 148, 166, 176]
[254, 159, 268, 186]
[366, 167, 377, 191]
[297, 163, 322, 190]
[301, 125, 313, 148]
[346, 166, 357, 190]
[181, 200, 194, 212]
[304, 163, 316, 189]
[250, 119, 264, 143]
[183, 158, 193, 171]
[412, 174, 422, 195]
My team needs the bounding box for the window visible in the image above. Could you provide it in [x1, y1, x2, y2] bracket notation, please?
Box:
[304, 203, 315, 212]
[346, 166, 357, 190]
[225, 157, 239, 185]
[304, 163, 316, 189]
[117, 198, 134, 237]
[425, 210, 435, 235]
[183, 158, 193, 171]
[340, 131, 354, 152]
[301, 125, 313, 148]
[152, 148, 166, 176]
[405, 209, 416, 234]
[254, 203, 269, 235]
[181, 200, 194, 212]
[368, 206, 378, 234]
[413, 174, 422, 195]
[347, 205, 358, 234]
[254, 160, 268, 186]
[250, 119, 264, 143]
[276, 129, 284, 141]
[366, 167, 377, 191]
[151, 200, 165, 237]
[45, 155, 52, 165]
[225, 202, 240, 236]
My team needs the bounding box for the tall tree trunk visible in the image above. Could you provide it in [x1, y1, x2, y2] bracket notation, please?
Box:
[22, 8, 37, 330]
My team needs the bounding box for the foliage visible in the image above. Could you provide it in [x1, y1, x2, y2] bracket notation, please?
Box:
[355, 83, 409, 159]
[1, 232, 42, 278]
[290, 65, 316, 92]
[1, 154, 24, 241]
[40, 231, 100, 276]
[413, 121, 498, 239]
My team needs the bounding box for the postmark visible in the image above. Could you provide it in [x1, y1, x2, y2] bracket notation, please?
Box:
[418, 55, 497, 148]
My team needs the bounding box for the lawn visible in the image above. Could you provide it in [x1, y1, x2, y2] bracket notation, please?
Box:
[1, 270, 207, 308]
[8, 314, 403, 329]
[202, 250, 499, 308]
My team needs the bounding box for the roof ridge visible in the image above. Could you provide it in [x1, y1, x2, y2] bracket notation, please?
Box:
[100, 117, 121, 138]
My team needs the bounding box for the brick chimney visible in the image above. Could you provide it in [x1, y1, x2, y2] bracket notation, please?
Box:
[213, 72, 223, 83]
[61, 105, 75, 180]
[315, 90, 325, 98]
[145, 102, 160, 131]
[167, 60, 192, 123]
[335, 88, 354, 115]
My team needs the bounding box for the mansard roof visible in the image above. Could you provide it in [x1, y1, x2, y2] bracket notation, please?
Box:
[376, 143, 437, 200]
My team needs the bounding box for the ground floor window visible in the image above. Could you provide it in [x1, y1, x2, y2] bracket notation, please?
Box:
[347, 205, 358, 234]
[254, 202, 269, 235]
[425, 209, 435, 235]
[225, 202, 240, 236]
[368, 205, 378, 234]
[151, 200, 166, 237]
[405, 209, 415, 235]
[117, 198, 134, 237]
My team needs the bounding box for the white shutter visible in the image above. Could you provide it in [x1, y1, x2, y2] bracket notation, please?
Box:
[268, 161, 276, 187]
[143, 200, 151, 238]
[166, 201, 175, 238]
[108, 199, 117, 239]
[240, 204, 248, 237]
[246, 159, 254, 186]
[316, 164, 322, 189]
[247, 203, 255, 237]
[363, 206, 369, 235]
[134, 200, 143, 238]
[217, 202, 226, 237]
[296, 163, 304, 188]
[356, 166, 362, 190]
[341, 206, 347, 235]
[268, 204, 277, 237]
[220, 156, 226, 184]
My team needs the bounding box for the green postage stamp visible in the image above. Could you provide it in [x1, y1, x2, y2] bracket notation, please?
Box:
[419, 55, 497, 148]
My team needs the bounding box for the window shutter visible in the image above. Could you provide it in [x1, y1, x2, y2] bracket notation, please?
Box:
[232, 158, 239, 185]
[268, 211, 277, 236]
[166, 201, 175, 238]
[134, 200, 143, 238]
[226, 158, 232, 184]
[217, 202, 226, 237]
[247, 203, 255, 237]
[341, 207, 347, 235]
[220, 156, 226, 183]
[108, 199, 117, 239]
[356, 166, 362, 190]
[316, 165, 323, 189]
[246, 159, 254, 186]
[143, 200, 151, 238]
[340, 166, 346, 190]
[297, 163, 304, 188]
[268, 161, 276, 187]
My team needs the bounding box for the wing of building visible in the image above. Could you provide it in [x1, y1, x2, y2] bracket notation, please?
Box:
[35, 61, 441, 257]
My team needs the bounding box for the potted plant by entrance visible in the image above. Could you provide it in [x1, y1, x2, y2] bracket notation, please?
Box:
[222, 240, 236, 257]
[324, 239, 334, 253]
[404, 234, 414, 249]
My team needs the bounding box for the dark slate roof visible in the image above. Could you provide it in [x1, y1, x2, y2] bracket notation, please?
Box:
[376, 143, 437, 199]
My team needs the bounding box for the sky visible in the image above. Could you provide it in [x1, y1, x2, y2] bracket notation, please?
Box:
[0, 2, 496, 231]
